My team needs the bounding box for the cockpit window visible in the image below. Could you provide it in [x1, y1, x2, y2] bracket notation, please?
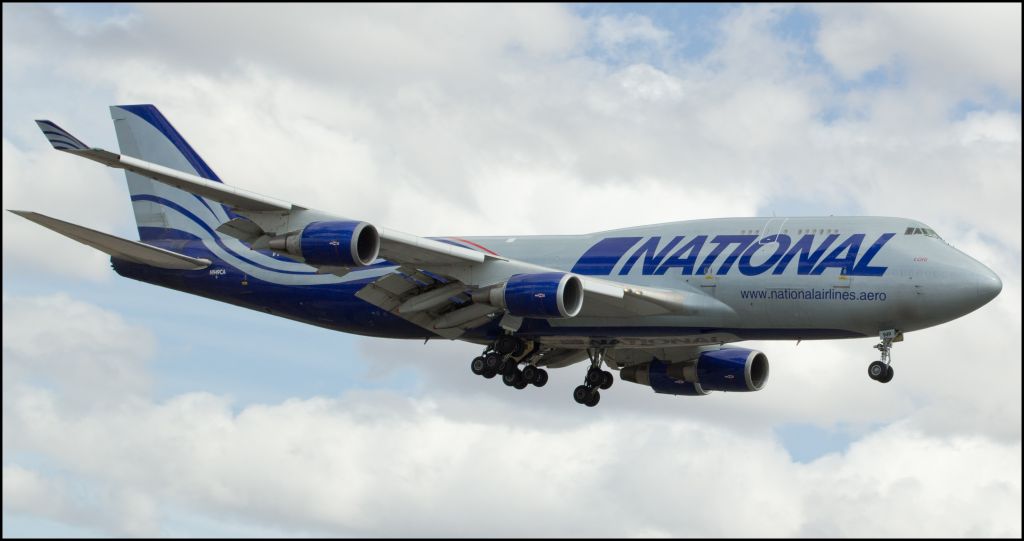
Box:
[904, 226, 943, 240]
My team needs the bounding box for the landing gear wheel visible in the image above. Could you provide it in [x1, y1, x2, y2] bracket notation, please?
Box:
[868, 361, 887, 381]
[484, 353, 502, 373]
[470, 356, 486, 376]
[513, 377, 528, 390]
[501, 359, 518, 377]
[495, 335, 524, 356]
[533, 369, 548, 387]
[573, 385, 591, 404]
[502, 370, 519, 386]
[483, 368, 497, 379]
[879, 365, 894, 383]
[521, 365, 538, 384]
[578, 349, 610, 406]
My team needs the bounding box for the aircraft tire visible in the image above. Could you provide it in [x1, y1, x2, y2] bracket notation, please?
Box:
[585, 390, 601, 407]
[503, 371, 518, 386]
[471, 356, 486, 376]
[495, 335, 519, 355]
[533, 369, 548, 387]
[521, 365, 538, 383]
[599, 371, 614, 390]
[868, 361, 886, 381]
[573, 385, 590, 404]
[879, 365, 894, 383]
[484, 353, 502, 373]
[501, 360, 518, 377]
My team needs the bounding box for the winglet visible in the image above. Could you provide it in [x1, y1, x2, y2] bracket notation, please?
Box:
[35, 120, 90, 151]
[34, 119, 121, 167]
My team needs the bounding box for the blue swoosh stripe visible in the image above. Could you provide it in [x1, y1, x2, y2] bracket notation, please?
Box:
[131, 194, 320, 275]
[194, 195, 217, 219]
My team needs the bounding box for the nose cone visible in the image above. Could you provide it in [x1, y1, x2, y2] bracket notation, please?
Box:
[973, 263, 1002, 306]
[943, 256, 1002, 317]
[910, 252, 1003, 329]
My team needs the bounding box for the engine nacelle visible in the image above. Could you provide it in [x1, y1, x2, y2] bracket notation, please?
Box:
[269, 220, 380, 267]
[620, 359, 710, 396]
[619, 347, 769, 395]
[695, 347, 769, 392]
[477, 272, 584, 318]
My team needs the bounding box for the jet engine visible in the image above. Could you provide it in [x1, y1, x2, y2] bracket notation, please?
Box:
[474, 272, 584, 318]
[620, 347, 769, 395]
[269, 220, 380, 267]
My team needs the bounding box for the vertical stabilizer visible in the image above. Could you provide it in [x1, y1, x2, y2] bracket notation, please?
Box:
[109, 105, 228, 243]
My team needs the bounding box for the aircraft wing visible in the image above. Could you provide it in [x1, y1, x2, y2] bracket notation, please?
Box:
[39, 120, 493, 268]
[36, 120, 734, 336]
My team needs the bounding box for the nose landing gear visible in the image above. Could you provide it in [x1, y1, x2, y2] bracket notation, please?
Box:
[868, 329, 901, 383]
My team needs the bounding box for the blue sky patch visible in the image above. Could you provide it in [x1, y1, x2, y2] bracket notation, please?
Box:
[775, 422, 871, 463]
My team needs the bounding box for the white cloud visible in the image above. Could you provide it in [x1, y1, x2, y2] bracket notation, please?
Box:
[4, 4, 1018, 247]
[594, 13, 670, 50]
[2, 292, 155, 407]
[2, 464, 159, 537]
[4, 341, 1020, 536]
[2, 291, 1018, 536]
[2, 466, 66, 520]
[798, 423, 1021, 537]
[814, 4, 1022, 97]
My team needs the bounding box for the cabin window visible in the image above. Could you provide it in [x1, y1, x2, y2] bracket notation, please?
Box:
[904, 226, 943, 240]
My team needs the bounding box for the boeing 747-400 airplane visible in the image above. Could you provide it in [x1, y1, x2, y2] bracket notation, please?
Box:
[14, 105, 1002, 406]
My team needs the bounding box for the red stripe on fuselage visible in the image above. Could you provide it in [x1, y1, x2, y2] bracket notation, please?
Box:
[451, 237, 499, 256]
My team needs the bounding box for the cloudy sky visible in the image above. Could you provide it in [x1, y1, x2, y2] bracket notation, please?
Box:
[2, 3, 1021, 537]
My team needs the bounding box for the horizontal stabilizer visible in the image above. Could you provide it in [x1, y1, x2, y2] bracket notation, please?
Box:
[10, 210, 211, 270]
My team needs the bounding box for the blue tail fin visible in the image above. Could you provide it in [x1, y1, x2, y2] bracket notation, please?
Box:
[109, 105, 230, 243]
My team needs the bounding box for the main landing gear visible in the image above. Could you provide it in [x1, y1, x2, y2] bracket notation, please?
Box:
[573, 349, 614, 407]
[469, 338, 616, 406]
[868, 329, 901, 383]
[469, 336, 548, 390]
